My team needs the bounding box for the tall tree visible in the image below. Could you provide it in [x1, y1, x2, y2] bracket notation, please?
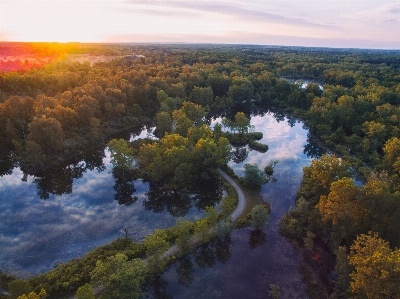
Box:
[349, 232, 400, 299]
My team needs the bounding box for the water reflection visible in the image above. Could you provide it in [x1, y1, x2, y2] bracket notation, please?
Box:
[0, 147, 207, 276]
[21, 148, 107, 200]
[144, 179, 223, 217]
[303, 133, 326, 159]
[248, 229, 267, 249]
[148, 113, 323, 299]
[231, 146, 249, 164]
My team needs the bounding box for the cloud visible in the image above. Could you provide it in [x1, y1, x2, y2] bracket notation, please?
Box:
[124, 0, 337, 30]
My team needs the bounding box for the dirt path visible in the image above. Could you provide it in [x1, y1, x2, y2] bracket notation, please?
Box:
[71, 169, 247, 298]
[218, 169, 246, 221]
[162, 169, 246, 259]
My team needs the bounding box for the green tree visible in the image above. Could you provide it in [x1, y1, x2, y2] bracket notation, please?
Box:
[154, 111, 173, 138]
[91, 253, 148, 299]
[107, 139, 134, 176]
[189, 86, 213, 107]
[175, 219, 193, 255]
[26, 116, 64, 157]
[242, 163, 266, 189]
[75, 283, 95, 299]
[143, 232, 170, 273]
[179, 101, 208, 126]
[317, 177, 364, 248]
[331, 246, 352, 299]
[304, 231, 316, 251]
[233, 112, 252, 135]
[250, 204, 270, 230]
[194, 218, 211, 243]
[1, 96, 35, 141]
[8, 279, 32, 299]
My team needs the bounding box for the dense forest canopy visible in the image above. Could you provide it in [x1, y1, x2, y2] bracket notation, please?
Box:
[1, 42, 400, 299]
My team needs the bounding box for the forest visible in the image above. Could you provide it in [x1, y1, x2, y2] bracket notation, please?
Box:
[1, 42, 400, 299]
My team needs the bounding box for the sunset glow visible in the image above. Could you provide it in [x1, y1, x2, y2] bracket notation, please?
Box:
[1, 0, 400, 49]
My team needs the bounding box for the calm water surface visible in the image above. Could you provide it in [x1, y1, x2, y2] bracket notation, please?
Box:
[0, 150, 206, 277]
[1, 112, 321, 298]
[147, 113, 317, 299]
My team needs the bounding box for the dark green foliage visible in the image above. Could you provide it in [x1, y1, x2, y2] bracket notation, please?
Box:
[8, 279, 32, 299]
[248, 140, 269, 152]
[242, 163, 266, 189]
[28, 239, 145, 297]
[91, 254, 148, 299]
[250, 204, 271, 230]
[75, 283, 95, 299]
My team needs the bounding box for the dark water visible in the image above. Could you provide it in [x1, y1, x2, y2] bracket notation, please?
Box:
[147, 113, 319, 299]
[0, 112, 322, 298]
[0, 148, 208, 277]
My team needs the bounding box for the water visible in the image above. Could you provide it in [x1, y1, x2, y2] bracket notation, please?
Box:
[147, 113, 319, 299]
[0, 148, 207, 277]
[0, 112, 323, 297]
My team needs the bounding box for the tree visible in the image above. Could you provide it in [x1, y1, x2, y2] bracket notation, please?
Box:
[26, 116, 64, 156]
[242, 163, 266, 189]
[91, 253, 148, 299]
[171, 109, 193, 137]
[143, 232, 170, 274]
[233, 112, 252, 135]
[194, 218, 211, 243]
[154, 112, 173, 138]
[317, 177, 364, 248]
[189, 86, 213, 107]
[331, 246, 352, 299]
[1, 96, 35, 141]
[138, 130, 230, 190]
[175, 219, 193, 255]
[178, 101, 207, 126]
[348, 232, 400, 299]
[75, 283, 95, 299]
[303, 231, 316, 251]
[250, 204, 270, 230]
[16, 289, 47, 299]
[107, 139, 134, 176]
[8, 279, 32, 299]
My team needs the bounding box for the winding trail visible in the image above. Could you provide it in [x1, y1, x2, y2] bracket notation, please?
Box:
[161, 169, 246, 259]
[71, 170, 247, 298]
[218, 169, 246, 221]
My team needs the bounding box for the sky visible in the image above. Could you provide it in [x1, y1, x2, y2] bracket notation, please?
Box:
[1, 0, 400, 49]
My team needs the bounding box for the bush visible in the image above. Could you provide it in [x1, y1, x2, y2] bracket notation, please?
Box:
[250, 204, 271, 230]
[242, 163, 266, 189]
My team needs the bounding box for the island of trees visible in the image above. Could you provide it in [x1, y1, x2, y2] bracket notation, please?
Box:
[1, 42, 400, 299]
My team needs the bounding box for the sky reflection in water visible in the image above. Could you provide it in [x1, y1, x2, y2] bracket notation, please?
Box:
[150, 113, 314, 299]
[0, 149, 204, 276]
